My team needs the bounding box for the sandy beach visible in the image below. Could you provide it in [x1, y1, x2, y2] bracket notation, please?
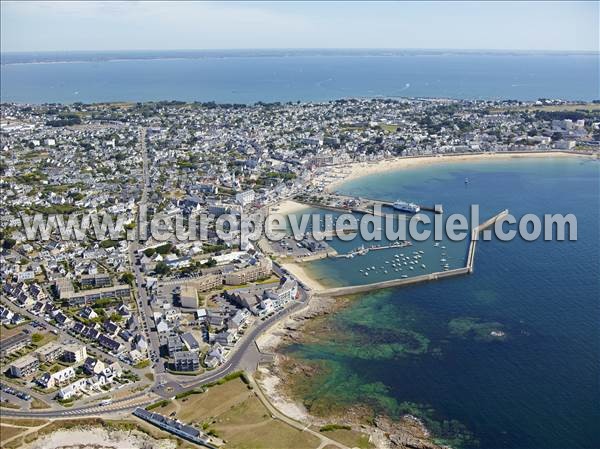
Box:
[281, 262, 329, 291]
[325, 151, 582, 192]
[269, 199, 310, 216]
[22, 427, 176, 449]
[277, 151, 588, 292]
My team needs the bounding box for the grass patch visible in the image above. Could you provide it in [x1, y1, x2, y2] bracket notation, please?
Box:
[134, 359, 151, 369]
[0, 418, 48, 427]
[166, 368, 203, 376]
[0, 425, 27, 443]
[177, 378, 251, 423]
[30, 397, 51, 409]
[146, 399, 170, 410]
[217, 399, 320, 449]
[151, 376, 320, 449]
[319, 423, 351, 432]
[203, 370, 248, 388]
[0, 401, 21, 409]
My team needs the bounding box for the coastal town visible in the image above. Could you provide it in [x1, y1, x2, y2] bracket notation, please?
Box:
[1, 97, 599, 448]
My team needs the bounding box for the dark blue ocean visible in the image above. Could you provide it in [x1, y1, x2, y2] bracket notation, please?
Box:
[1, 50, 598, 104]
[286, 157, 600, 449]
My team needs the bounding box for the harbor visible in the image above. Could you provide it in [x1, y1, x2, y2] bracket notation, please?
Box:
[294, 192, 443, 216]
[315, 209, 509, 297]
[330, 241, 412, 259]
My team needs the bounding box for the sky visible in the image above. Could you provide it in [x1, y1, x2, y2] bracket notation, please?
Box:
[1, 1, 598, 53]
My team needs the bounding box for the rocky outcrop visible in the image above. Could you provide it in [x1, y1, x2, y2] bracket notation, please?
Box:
[374, 416, 447, 449]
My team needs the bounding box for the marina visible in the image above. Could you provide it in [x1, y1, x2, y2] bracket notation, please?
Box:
[315, 209, 509, 297]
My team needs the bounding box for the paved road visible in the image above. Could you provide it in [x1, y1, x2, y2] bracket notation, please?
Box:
[249, 375, 348, 449]
[0, 391, 155, 418]
[0, 298, 147, 411]
[2, 280, 309, 418]
[153, 288, 308, 397]
[0, 298, 126, 370]
[127, 127, 165, 374]
[1, 135, 313, 418]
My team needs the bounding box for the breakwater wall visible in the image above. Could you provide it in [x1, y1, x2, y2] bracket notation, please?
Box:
[315, 209, 509, 297]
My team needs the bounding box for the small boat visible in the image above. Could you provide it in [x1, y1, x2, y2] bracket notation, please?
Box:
[434, 242, 440, 247]
[364, 272, 369, 276]
[465, 177, 470, 184]
[401, 275, 408, 278]
[421, 264, 426, 269]
[384, 270, 388, 274]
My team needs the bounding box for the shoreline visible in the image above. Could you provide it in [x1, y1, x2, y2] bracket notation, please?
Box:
[261, 150, 598, 448]
[270, 199, 310, 216]
[276, 150, 594, 292]
[280, 261, 330, 292]
[324, 150, 591, 192]
[255, 295, 445, 449]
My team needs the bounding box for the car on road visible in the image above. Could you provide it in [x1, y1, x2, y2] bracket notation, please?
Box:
[17, 392, 31, 401]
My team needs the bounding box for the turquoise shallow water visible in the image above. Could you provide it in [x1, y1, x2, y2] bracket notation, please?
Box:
[286, 157, 600, 448]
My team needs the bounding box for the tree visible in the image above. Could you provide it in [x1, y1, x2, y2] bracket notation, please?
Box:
[143, 248, 156, 257]
[2, 238, 16, 250]
[31, 333, 43, 343]
[120, 272, 135, 285]
[155, 261, 170, 275]
[202, 258, 217, 268]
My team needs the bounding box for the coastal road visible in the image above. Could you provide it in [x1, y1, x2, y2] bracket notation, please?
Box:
[249, 375, 349, 449]
[0, 391, 157, 418]
[153, 287, 308, 396]
[1, 285, 310, 418]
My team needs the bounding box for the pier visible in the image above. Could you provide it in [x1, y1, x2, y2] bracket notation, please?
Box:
[296, 193, 443, 215]
[315, 209, 509, 297]
[330, 241, 412, 259]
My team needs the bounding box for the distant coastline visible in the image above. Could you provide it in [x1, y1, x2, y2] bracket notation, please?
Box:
[3, 48, 598, 66]
[2, 51, 597, 104]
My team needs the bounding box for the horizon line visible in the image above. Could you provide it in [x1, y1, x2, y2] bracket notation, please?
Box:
[1, 47, 597, 55]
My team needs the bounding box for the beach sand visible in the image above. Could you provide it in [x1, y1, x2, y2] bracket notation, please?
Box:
[269, 199, 309, 216]
[274, 152, 591, 306]
[281, 262, 328, 292]
[23, 427, 176, 449]
[325, 151, 581, 192]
